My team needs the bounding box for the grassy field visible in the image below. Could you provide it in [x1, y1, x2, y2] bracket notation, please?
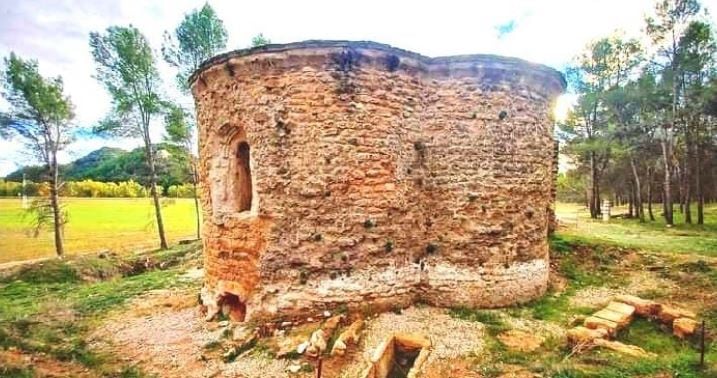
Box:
[0, 197, 199, 264]
[0, 202, 716, 376]
[556, 202, 717, 257]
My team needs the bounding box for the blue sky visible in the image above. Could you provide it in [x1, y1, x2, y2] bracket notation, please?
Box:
[1, 0, 716, 176]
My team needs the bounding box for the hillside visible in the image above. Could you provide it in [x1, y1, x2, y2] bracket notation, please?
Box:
[5, 145, 192, 188]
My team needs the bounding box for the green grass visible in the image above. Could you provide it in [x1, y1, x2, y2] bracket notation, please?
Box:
[0, 242, 201, 375]
[556, 202, 717, 257]
[0, 197, 200, 263]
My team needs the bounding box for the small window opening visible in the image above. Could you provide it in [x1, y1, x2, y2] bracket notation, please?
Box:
[234, 141, 253, 212]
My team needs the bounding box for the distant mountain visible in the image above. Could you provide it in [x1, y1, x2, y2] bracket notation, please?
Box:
[5, 144, 192, 188]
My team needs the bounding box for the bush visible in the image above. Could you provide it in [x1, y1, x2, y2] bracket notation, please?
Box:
[0, 179, 177, 198]
[166, 183, 196, 198]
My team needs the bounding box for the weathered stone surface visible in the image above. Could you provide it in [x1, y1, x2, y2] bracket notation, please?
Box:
[584, 316, 619, 336]
[614, 294, 661, 317]
[593, 308, 631, 328]
[593, 339, 655, 358]
[673, 317, 700, 339]
[305, 329, 327, 358]
[658, 305, 696, 325]
[331, 318, 364, 356]
[605, 301, 636, 317]
[191, 40, 565, 321]
[567, 326, 608, 345]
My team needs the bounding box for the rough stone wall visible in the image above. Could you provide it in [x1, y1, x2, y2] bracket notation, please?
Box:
[191, 41, 565, 322]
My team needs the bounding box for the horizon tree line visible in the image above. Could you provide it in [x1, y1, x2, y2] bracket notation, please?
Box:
[559, 0, 717, 226]
[0, 3, 271, 257]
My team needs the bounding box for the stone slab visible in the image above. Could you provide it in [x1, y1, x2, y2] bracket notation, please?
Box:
[593, 308, 631, 328]
[614, 294, 661, 317]
[584, 316, 619, 336]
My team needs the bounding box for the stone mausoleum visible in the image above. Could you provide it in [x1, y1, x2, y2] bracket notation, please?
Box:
[190, 41, 566, 322]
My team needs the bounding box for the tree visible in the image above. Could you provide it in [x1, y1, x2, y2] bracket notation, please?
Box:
[90, 25, 169, 249]
[162, 4, 229, 241]
[645, 0, 702, 226]
[0, 53, 75, 257]
[676, 20, 716, 224]
[165, 104, 200, 239]
[162, 3, 228, 91]
[560, 36, 636, 218]
[250, 33, 271, 47]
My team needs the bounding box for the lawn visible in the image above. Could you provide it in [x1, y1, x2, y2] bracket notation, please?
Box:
[556, 202, 717, 257]
[0, 197, 199, 264]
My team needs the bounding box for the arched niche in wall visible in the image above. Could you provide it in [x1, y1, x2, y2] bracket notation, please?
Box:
[208, 124, 255, 219]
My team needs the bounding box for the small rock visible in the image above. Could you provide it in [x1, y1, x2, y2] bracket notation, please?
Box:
[306, 329, 327, 358]
[296, 341, 309, 354]
[673, 317, 700, 339]
[287, 364, 301, 374]
[614, 294, 661, 317]
[323, 311, 331, 318]
[307, 317, 314, 322]
[218, 320, 229, 327]
[567, 326, 608, 346]
[658, 305, 696, 325]
[281, 321, 293, 328]
[584, 316, 619, 337]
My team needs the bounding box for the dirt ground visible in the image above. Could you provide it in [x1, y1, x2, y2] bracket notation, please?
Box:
[92, 290, 489, 378]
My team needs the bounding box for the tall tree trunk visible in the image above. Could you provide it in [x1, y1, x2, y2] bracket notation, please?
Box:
[49, 157, 65, 258]
[647, 165, 655, 221]
[685, 161, 692, 224]
[145, 143, 168, 250]
[628, 184, 634, 218]
[696, 141, 704, 225]
[589, 152, 598, 219]
[676, 163, 684, 214]
[661, 137, 674, 226]
[630, 156, 645, 222]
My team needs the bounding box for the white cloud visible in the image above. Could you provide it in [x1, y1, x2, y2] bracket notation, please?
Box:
[1, 0, 716, 174]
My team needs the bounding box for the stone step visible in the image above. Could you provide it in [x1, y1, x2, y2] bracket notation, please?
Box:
[584, 316, 619, 337]
[592, 308, 632, 328]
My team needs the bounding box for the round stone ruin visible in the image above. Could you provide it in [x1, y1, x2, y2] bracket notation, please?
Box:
[189, 40, 566, 323]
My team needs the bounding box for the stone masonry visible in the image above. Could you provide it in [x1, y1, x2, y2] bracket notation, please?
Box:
[190, 41, 566, 322]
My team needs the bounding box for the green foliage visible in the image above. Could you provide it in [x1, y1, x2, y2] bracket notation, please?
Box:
[1, 53, 75, 150]
[162, 3, 228, 91]
[90, 25, 163, 139]
[0, 242, 200, 374]
[3, 260, 80, 284]
[166, 183, 196, 198]
[250, 33, 271, 48]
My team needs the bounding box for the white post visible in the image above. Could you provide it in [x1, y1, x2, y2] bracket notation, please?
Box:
[601, 200, 611, 222]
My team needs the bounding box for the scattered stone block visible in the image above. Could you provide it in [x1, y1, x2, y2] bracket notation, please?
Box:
[287, 364, 302, 374]
[305, 329, 327, 358]
[594, 339, 655, 358]
[605, 301, 635, 317]
[567, 326, 608, 345]
[673, 317, 700, 339]
[614, 294, 661, 317]
[331, 318, 364, 356]
[593, 308, 631, 328]
[584, 316, 619, 336]
[658, 305, 696, 325]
